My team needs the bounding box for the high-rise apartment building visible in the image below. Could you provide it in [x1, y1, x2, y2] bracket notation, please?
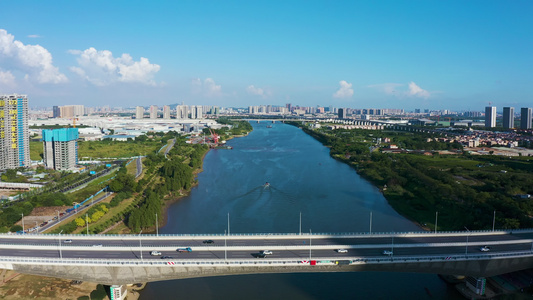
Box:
[42, 128, 79, 171]
[485, 106, 496, 128]
[149, 105, 158, 119]
[338, 108, 347, 119]
[0, 94, 30, 170]
[176, 105, 188, 119]
[189, 105, 203, 119]
[135, 106, 144, 119]
[163, 105, 171, 119]
[53, 106, 60, 118]
[521, 107, 532, 129]
[502, 107, 514, 129]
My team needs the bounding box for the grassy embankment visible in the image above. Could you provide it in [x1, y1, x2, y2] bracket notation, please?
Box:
[289, 121, 533, 231]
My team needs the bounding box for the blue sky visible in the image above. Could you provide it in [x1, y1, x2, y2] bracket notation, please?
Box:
[0, 1, 532, 111]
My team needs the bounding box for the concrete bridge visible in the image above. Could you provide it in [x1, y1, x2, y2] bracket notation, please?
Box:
[1, 229, 533, 286]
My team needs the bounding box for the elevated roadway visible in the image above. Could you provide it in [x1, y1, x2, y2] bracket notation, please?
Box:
[1, 229, 533, 285]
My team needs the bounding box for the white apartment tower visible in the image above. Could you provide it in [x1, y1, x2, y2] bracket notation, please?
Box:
[163, 105, 171, 119]
[176, 105, 188, 119]
[0, 94, 30, 170]
[189, 105, 203, 119]
[485, 106, 496, 128]
[135, 106, 144, 119]
[149, 105, 158, 119]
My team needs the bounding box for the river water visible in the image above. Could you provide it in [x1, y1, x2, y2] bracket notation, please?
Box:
[140, 122, 463, 299]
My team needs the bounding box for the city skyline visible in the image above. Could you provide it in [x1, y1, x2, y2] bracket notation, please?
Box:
[1, 1, 532, 109]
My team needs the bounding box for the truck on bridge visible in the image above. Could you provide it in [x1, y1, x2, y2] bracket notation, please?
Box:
[177, 247, 192, 252]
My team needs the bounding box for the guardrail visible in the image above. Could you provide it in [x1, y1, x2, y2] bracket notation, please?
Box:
[1, 251, 533, 267]
[2, 228, 533, 240]
[0, 239, 531, 251]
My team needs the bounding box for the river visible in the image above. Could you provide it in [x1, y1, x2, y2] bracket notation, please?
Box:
[140, 121, 463, 299]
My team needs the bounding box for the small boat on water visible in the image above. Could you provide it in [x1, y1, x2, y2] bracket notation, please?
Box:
[266, 125, 272, 128]
[263, 182, 270, 188]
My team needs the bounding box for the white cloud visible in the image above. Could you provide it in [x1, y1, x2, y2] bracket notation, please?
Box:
[0, 70, 16, 88]
[333, 80, 354, 98]
[408, 81, 430, 98]
[191, 77, 222, 97]
[246, 85, 271, 98]
[368, 83, 403, 95]
[369, 82, 431, 98]
[0, 29, 67, 84]
[69, 47, 160, 86]
[27, 34, 41, 38]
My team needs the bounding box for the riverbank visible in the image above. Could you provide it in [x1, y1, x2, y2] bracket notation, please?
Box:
[137, 131, 251, 234]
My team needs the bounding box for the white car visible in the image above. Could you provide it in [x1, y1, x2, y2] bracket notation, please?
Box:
[92, 244, 103, 247]
[337, 249, 348, 253]
[479, 246, 491, 252]
[150, 251, 162, 256]
[260, 250, 272, 255]
[382, 250, 393, 255]
[63, 239, 73, 244]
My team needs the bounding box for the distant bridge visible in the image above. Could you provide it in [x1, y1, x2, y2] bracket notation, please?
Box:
[1, 229, 533, 286]
[0, 182, 43, 190]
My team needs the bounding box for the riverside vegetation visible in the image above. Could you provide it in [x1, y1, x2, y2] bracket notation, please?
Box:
[288, 121, 533, 231]
[0, 119, 252, 235]
[49, 119, 252, 234]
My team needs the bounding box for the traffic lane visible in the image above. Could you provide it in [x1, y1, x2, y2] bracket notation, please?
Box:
[1, 242, 531, 261]
[3, 232, 533, 247]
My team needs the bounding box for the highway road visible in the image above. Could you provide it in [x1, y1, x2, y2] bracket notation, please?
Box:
[2, 231, 533, 261]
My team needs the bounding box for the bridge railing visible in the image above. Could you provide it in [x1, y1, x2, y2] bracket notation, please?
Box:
[2, 251, 533, 267]
[2, 228, 533, 239]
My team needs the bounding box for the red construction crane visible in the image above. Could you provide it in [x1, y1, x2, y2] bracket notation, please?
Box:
[209, 128, 219, 144]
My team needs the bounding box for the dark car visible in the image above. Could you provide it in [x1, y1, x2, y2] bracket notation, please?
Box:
[203, 240, 214, 244]
[161, 256, 173, 259]
[254, 253, 267, 258]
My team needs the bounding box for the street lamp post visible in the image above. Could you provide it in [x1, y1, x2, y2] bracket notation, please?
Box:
[435, 211, 438, 234]
[309, 229, 312, 261]
[156, 213, 159, 237]
[227, 213, 230, 235]
[224, 230, 227, 262]
[492, 211, 496, 232]
[35, 221, 38, 233]
[21, 213, 24, 234]
[58, 230, 63, 259]
[57, 211, 60, 223]
[465, 227, 470, 257]
[86, 213, 89, 235]
[299, 212, 302, 235]
[369, 212, 373, 234]
[139, 230, 143, 261]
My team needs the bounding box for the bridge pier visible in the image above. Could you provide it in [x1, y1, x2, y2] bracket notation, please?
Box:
[110, 284, 127, 300]
[465, 276, 486, 296]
